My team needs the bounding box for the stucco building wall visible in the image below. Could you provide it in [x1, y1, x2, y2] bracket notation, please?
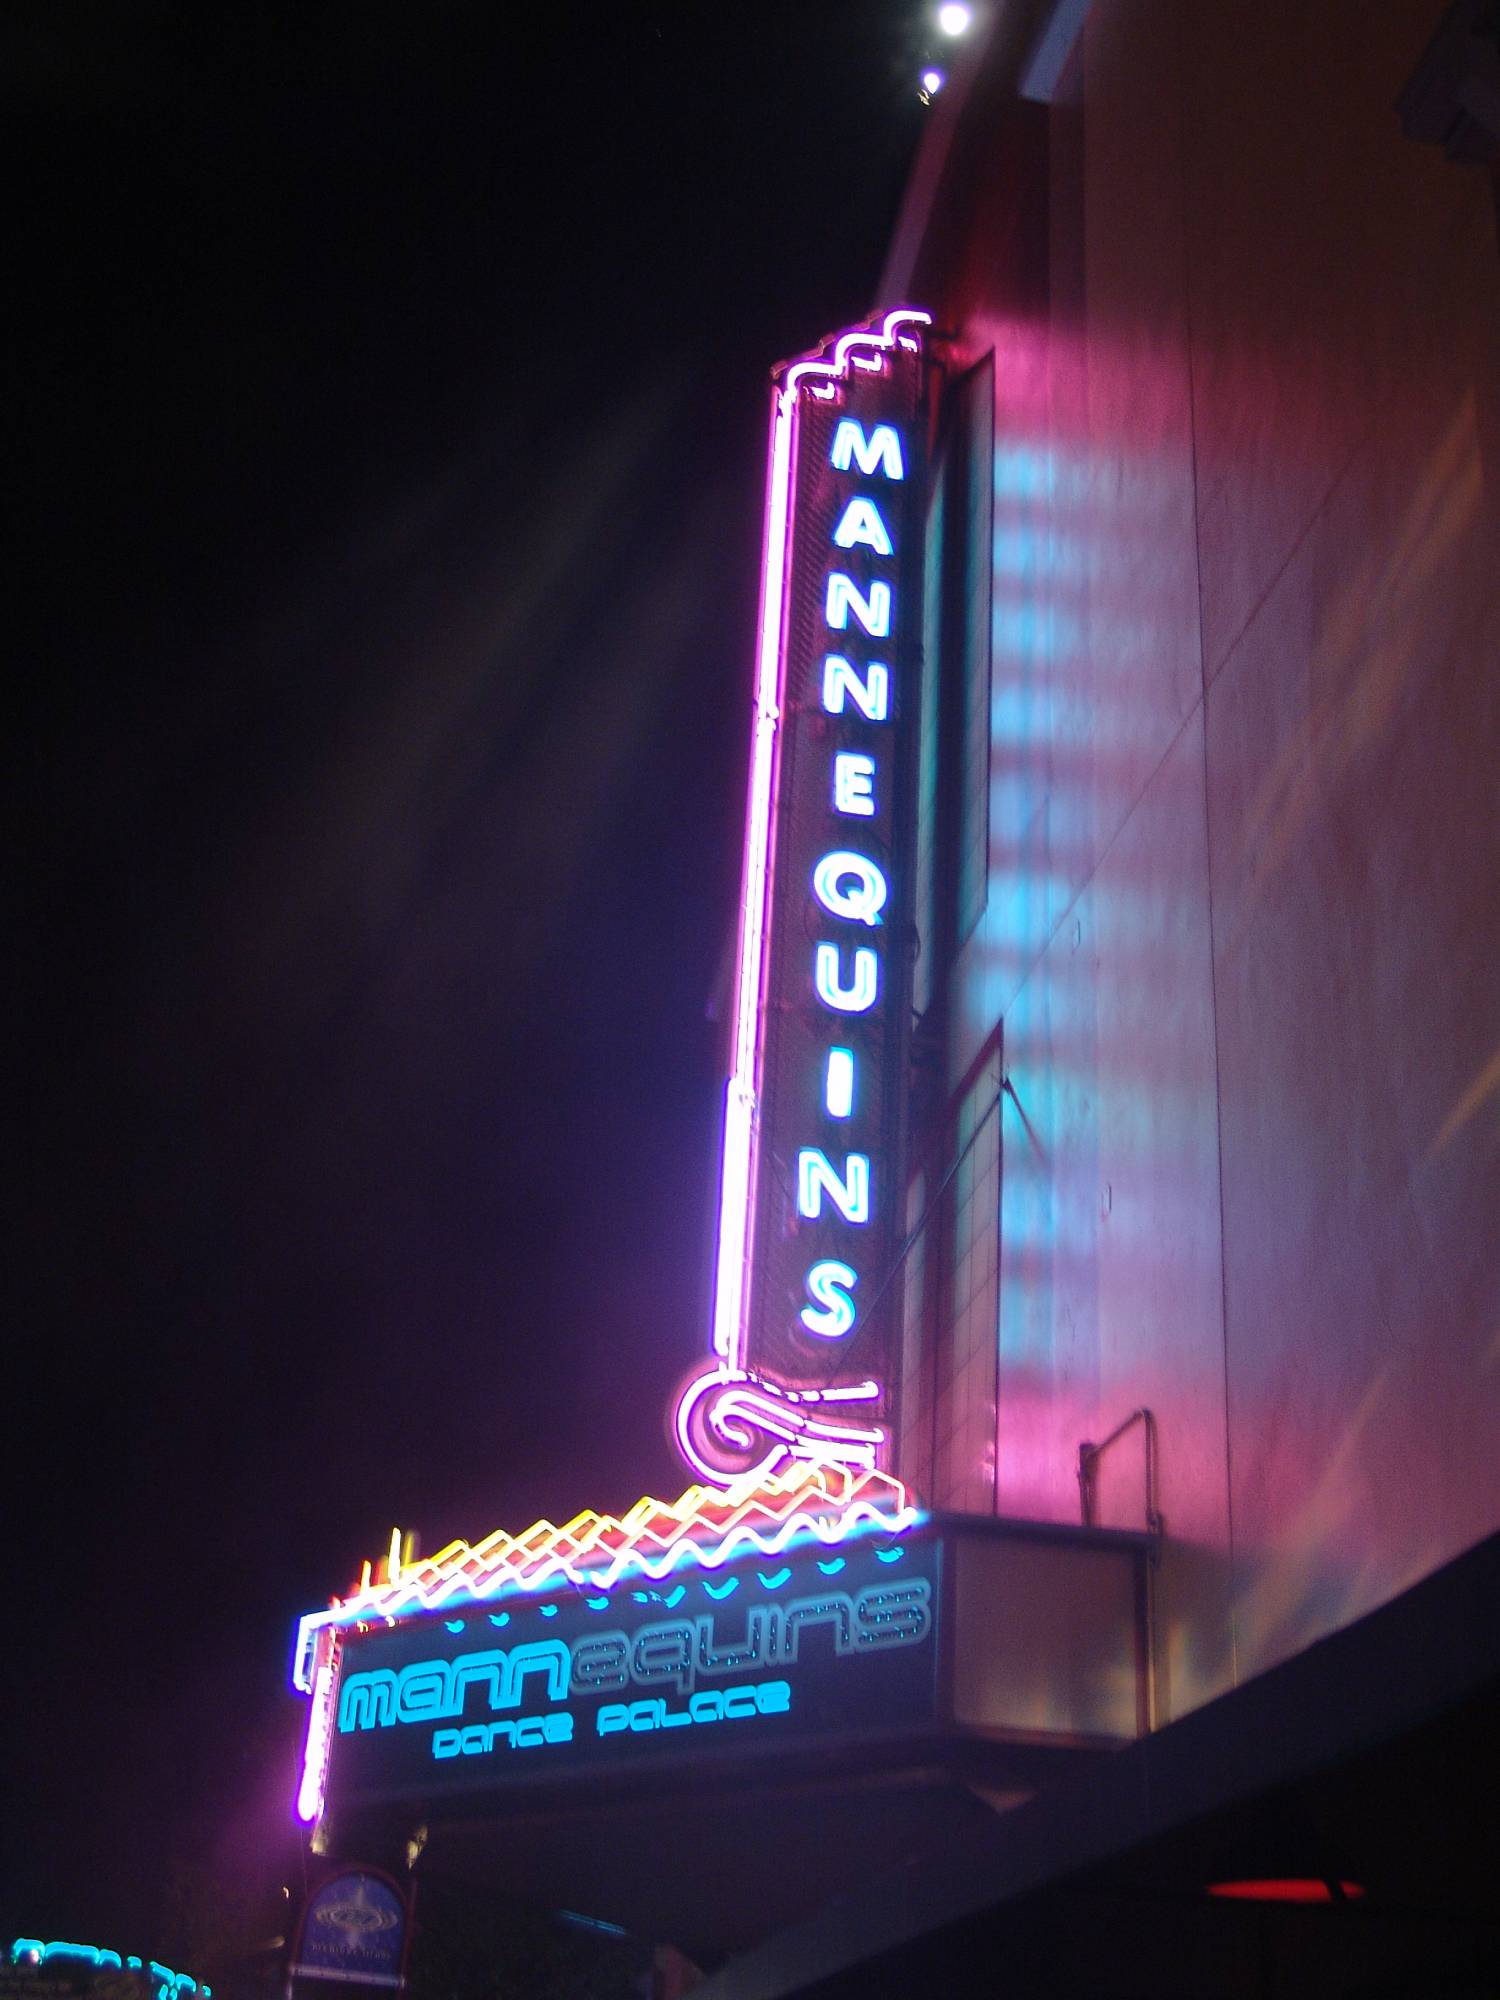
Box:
[898, 0, 1500, 1721]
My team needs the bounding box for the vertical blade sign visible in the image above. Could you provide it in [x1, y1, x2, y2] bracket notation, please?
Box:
[675, 310, 929, 1485]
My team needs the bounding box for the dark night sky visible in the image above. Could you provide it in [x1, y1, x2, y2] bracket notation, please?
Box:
[6, 0, 928, 1950]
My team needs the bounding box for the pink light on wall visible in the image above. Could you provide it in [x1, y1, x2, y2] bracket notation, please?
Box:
[687, 307, 929, 1484]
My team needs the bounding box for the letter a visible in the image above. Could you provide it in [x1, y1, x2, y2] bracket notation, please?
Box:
[832, 497, 893, 556]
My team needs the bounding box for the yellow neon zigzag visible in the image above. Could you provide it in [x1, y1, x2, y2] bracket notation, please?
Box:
[293, 1461, 919, 1691]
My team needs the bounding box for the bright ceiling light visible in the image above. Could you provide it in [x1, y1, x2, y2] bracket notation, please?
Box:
[937, 2, 972, 34]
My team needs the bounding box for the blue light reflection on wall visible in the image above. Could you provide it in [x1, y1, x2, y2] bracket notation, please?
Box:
[970, 342, 1225, 1535]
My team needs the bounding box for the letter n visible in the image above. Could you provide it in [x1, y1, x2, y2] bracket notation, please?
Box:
[821, 654, 889, 722]
[797, 1150, 870, 1223]
[825, 574, 891, 638]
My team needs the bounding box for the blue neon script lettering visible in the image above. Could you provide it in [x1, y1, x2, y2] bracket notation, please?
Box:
[338, 1639, 568, 1731]
[832, 497, 894, 555]
[595, 1678, 790, 1736]
[339, 1578, 934, 1740]
[432, 1711, 575, 1759]
[428, 1680, 794, 1759]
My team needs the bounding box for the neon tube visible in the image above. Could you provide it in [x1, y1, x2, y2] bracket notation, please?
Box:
[295, 1628, 340, 1824]
[707, 307, 929, 1377]
[291, 1458, 918, 1691]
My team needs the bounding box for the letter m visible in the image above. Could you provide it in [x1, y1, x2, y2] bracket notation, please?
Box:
[831, 420, 904, 481]
[339, 1669, 398, 1733]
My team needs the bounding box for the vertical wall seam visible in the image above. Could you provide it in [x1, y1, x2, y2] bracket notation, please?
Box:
[1174, 0, 1239, 1692]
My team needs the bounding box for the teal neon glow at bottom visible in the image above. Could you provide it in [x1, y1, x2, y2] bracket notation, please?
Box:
[7, 1945, 209, 2000]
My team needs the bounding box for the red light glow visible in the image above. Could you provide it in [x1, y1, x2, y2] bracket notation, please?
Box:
[1207, 1880, 1366, 1904]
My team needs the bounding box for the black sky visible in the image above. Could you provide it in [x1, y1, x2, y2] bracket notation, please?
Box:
[6, 0, 928, 1951]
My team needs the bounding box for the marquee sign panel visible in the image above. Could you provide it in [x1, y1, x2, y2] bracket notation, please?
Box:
[675, 309, 930, 1487]
[322, 1534, 940, 1812]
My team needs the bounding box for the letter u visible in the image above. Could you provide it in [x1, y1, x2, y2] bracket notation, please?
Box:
[814, 942, 878, 1013]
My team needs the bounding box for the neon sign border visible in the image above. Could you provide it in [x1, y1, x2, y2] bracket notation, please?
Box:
[290, 1460, 921, 1694]
[681, 306, 930, 1485]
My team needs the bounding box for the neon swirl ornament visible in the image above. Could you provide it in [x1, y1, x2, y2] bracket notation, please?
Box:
[680, 306, 929, 1486]
[673, 1366, 884, 1487]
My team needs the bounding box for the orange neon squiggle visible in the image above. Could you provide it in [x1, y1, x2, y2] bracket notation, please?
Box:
[291, 1460, 918, 1692]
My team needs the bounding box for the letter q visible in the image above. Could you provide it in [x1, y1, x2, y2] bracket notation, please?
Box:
[813, 852, 887, 926]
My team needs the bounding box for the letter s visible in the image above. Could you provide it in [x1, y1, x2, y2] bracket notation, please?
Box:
[800, 1260, 857, 1339]
[855, 1580, 933, 1648]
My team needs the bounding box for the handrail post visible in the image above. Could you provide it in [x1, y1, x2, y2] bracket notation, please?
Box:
[1077, 1407, 1163, 1732]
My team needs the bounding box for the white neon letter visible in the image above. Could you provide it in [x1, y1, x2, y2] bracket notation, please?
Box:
[832, 497, 893, 556]
[830, 420, 905, 481]
[821, 655, 889, 722]
[813, 851, 887, 926]
[825, 574, 891, 638]
[833, 752, 876, 817]
[814, 942, 878, 1012]
[825, 1047, 855, 1119]
[800, 1260, 858, 1339]
[797, 1150, 870, 1224]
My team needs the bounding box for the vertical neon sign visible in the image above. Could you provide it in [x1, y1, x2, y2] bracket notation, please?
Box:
[675, 309, 929, 1485]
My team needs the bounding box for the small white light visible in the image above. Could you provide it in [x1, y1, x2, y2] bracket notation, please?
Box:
[920, 68, 946, 96]
[937, 2, 972, 32]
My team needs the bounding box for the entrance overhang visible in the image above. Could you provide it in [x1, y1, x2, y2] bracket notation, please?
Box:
[310, 1511, 1149, 1960]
